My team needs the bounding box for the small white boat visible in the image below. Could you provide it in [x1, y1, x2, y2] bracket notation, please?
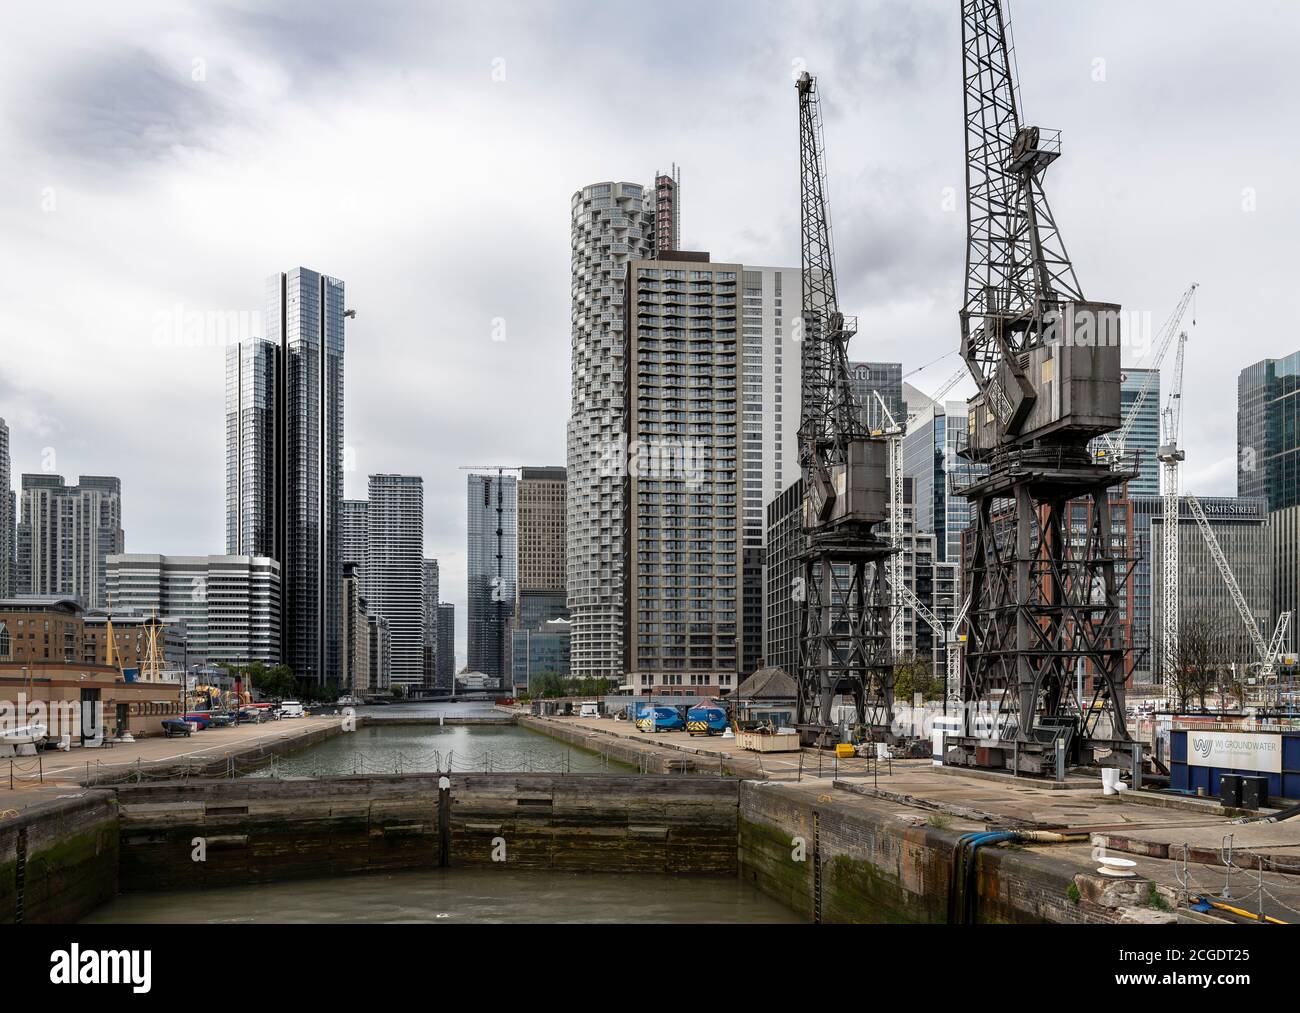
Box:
[0, 723, 48, 745]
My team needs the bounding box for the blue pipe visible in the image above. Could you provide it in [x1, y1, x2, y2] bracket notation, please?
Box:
[950, 831, 1018, 923]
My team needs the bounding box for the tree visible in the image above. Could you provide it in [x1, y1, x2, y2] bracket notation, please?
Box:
[893, 653, 942, 703]
[1167, 612, 1234, 712]
[530, 671, 568, 698]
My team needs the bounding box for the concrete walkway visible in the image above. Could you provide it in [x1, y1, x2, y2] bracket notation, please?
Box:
[525, 712, 1300, 883]
[0, 715, 341, 811]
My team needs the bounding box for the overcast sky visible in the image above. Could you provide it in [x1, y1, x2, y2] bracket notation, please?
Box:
[2, 0, 1297, 662]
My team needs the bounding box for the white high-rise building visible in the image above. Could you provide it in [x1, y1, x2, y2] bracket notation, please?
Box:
[740, 266, 802, 674]
[365, 474, 424, 688]
[105, 553, 280, 666]
[566, 178, 672, 682]
[339, 499, 368, 575]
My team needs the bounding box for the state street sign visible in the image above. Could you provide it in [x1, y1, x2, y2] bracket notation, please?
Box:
[1186, 730, 1283, 774]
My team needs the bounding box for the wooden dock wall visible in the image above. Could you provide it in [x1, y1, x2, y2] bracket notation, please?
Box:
[0, 791, 119, 924]
[111, 774, 739, 891]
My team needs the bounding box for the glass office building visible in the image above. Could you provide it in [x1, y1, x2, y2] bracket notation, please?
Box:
[467, 473, 517, 686]
[1239, 352, 1300, 511]
[225, 267, 346, 684]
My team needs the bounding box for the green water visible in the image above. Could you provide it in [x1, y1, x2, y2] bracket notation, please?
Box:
[245, 721, 631, 776]
[82, 868, 798, 923]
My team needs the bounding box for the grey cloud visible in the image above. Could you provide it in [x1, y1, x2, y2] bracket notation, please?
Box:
[31, 48, 227, 167]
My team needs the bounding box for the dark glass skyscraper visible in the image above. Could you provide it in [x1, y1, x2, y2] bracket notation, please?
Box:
[467, 472, 517, 685]
[225, 337, 279, 558]
[1238, 352, 1300, 511]
[226, 267, 345, 685]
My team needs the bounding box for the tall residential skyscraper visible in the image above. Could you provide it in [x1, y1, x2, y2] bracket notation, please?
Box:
[567, 180, 657, 682]
[622, 253, 742, 695]
[1238, 352, 1300, 511]
[0, 418, 12, 597]
[467, 472, 517, 685]
[740, 266, 801, 676]
[516, 467, 567, 628]
[436, 602, 455, 690]
[225, 336, 279, 558]
[225, 267, 345, 684]
[17, 475, 124, 608]
[364, 474, 424, 688]
[423, 557, 439, 685]
[339, 499, 369, 574]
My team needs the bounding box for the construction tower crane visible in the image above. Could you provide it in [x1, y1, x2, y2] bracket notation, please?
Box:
[1096, 283, 1198, 474]
[1157, 332, 1187, 688]
[794, 71, 894, 742]
[1155, 332, 1294, 701]
[952, 0, 1134, 774]
[886, 573, 972, 705]
[871, 391, 906, 655]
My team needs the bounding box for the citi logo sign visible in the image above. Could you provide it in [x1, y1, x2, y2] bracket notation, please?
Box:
[49, 945, 151, 993]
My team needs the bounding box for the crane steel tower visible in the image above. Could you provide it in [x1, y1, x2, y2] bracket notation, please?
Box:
[951, 1, 1135, 774]
[794, 72, 894, 741]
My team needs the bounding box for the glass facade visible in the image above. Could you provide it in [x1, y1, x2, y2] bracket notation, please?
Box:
[467, 473, 517, 685]
[850, 361, 903, 433]
[511, 618, 572, 691]
[262, 267, 346, 686]
[1238, 352, 1300, 511]
[225, 337, 278, 558]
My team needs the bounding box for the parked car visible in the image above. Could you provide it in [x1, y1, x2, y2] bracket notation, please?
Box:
[276, 700, 305, 719]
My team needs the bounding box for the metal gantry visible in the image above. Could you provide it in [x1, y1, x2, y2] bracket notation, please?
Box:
[952, 0, 1134, 774]
[794, 71, 894, 741]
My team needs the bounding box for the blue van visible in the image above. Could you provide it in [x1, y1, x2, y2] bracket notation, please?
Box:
[634, 705, 686, 732]
[686, 702, 729, 735]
